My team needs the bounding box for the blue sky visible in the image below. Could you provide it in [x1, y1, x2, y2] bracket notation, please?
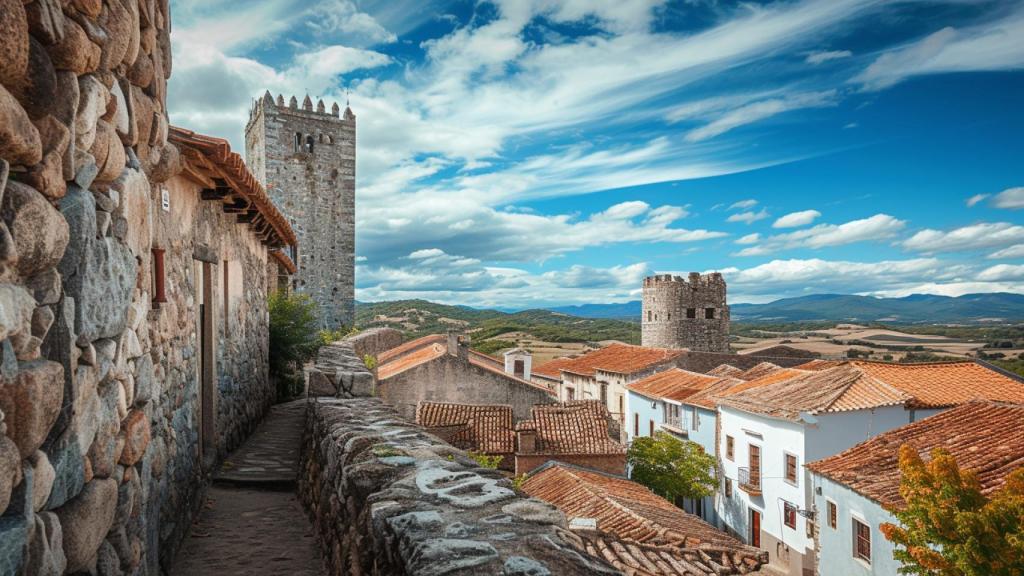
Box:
[167, 0, 1024, 307]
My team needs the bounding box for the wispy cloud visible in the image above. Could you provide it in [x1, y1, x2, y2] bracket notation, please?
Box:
[735, 214, 906, 256]
[805, 49, 852, 65]
[992, 187, 1024, 209]
[727, 209, 770, 224]
[903, 222, 1024, 254]
[773, 209, 821, 228]
[966, 193, 989, 207]
[685, 90, 838, 142]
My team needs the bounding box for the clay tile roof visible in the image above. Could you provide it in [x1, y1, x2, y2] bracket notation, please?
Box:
[268, 249, 297, 274]
[719, 364, 910, 421]
[535, 344, 684, 379]
[376, 342, 445, 380]
[807, 401, 1024, 507]
[736, 362, 784, 381]
[416, 402, 515, 454]
[523, 463, 766, 575]
[532, 356, 578, 380]
[705, 364, 743, 378]
[681, 378, 747, 410]
[168, 126, 296, 247]
[794, 359, 843, 371]
[526, 401, 625, 455]
[851, 360, 1024, 408]
[721, 368, 810, 396]
[627, 369, 723, 402]
[377, 334, 445, 363]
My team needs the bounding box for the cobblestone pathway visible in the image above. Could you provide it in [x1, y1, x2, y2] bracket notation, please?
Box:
[170, 399, 323, 576]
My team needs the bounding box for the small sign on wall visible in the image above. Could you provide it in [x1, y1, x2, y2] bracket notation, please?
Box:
[161, 187, 170, 211]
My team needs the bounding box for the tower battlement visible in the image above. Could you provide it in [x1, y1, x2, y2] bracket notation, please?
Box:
[245, 89, 356, 329]
[641, 272, 729, 352]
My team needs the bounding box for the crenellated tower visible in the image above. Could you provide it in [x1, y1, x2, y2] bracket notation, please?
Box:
[245, 91, 356, 328]
[641, 273, 729, 352]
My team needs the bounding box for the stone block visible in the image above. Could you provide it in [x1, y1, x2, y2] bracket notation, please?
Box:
[118, 409, 149, 466]
[0, 433, 21, 515]
[44, 431, 85, 510]
[0, 180, 70, 279]
[29, 450, 54, 512]
[54, 477, 118, 573]
[0, 83, 42, 167]
[0, 515, 29, 576]
[0, 359, 63, 458]
[24, 511, 66, 576]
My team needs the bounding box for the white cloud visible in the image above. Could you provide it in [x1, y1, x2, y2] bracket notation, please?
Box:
[305, 0, 397, 46]
[773, 209, 821, 228]
[736, 214, 906, 256]
[989, 244, 1024, 259]
[902, 222, 1024, 254]
[854, 7, 1024, 91]
[685, 90, 838, 142]
[805, 49, 852, 65]
[992, 187, 1024, 210]
[727, 209, 770, 224]
[966, 193, 989, 207]
[977, 264, 1024, 282]
[729, 199, 758, 210]
[292, 45, 392, 80]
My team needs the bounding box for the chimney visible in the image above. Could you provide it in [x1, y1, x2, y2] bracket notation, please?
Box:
[517, 428, 536, 454]
[447, 331, 468, 359]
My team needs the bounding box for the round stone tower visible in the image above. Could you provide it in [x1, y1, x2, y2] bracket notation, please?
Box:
[641, 273, 729, 352]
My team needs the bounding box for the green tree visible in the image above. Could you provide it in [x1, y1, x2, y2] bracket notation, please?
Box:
[268, 292, 335, 399]
[627, 432, 717, 502]
[880, 445, 1024, 576]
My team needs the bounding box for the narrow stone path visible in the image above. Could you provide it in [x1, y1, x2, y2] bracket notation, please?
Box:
[170, 399, 323, 576]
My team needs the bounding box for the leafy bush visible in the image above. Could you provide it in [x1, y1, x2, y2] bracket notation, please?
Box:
[466, 451, 504, 469]
[627, 432, 717, 502]
[472, 339, 516, 355]
[269, 292, 343, 399]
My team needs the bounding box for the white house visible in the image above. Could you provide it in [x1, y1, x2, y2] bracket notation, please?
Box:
[715, 360, 1024, 576]
[807, 401, 1024, 576]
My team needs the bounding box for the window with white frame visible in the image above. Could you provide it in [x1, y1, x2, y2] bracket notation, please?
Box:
[852, 517, 871, 564]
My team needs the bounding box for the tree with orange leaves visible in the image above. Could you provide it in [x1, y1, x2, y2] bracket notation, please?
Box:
[880, 444, 1024, 576]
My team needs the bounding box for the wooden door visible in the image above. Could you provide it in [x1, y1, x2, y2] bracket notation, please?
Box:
[750, 508, 761, 547]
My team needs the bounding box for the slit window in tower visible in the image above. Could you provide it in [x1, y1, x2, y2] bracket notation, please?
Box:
[686, 308, 696, 319]
[306, 135, 315, 153]
[294, 132, 302, 152]
[705, 307, 715, 319]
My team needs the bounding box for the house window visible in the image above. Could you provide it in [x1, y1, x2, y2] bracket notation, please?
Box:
[783, 502, 797, 529]
[724, 479, 732, 498]
[686, 308, 696, 319]
[827, 500, 837, 529]
[151, 248, 167, 306]
[705, 307, 715, 319]
[726, 436, 734, 460]
[784, 453, 798, 485]
[690, 407, 698, 431]
[634, 413, 639, 437]
[853, 518, 871, 564]
[649, 420, 655, 437]
[647, 311, 652, 321]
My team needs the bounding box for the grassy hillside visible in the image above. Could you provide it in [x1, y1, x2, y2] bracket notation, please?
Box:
[355, 299, 641, 346]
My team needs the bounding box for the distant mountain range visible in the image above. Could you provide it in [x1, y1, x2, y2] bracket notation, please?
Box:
[547, 293, 1024, 323]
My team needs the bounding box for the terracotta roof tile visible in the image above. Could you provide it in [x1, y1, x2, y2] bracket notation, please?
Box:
[523, 463, 766, 575]
[719, 364, 910, 420]
[532, 356, 578, 379]
[376, 343, 445, 379]
[534, 344, 684, 379]
[416, 402, 515, 453]
[560, 530, 767, 576]
[793, 359, 843, 371]
[377, 334, 445, 363]
[807, 401, 1024, 507]
[627, 369, 724, 402]
[169, 126, 296, 247]
[852, 360, 1024, 408]
[526, 401, 625, 455]
[705, 364, 743, 378]
[735, 362, 784, 381]
[680, 378, 746, 410]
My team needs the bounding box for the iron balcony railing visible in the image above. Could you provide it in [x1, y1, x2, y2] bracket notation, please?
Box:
[738, 466, 762, 495]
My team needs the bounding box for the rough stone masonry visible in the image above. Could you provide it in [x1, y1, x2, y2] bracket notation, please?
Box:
[245, 92, 356, 330]
[0, 1, 278, 574]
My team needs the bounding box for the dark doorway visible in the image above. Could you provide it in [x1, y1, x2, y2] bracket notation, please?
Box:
[198, 261, 216, 467]
[513, 359, 525, 378]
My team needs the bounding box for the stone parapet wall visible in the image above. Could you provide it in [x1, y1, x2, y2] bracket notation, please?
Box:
[299, 397, 622, 576]
[346, 327, 404, 359]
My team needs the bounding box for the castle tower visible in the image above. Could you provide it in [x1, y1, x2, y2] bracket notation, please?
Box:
[641, 273, 729, 352]
[245, 91, 356, 328]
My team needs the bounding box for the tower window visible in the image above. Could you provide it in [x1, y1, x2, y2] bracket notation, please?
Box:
[306, 135, 315, 153]
[686, 308, 696, 319]
[294, 132, 302, 152]
[647, 311, 652, 322]
[705, 307, 715, 319]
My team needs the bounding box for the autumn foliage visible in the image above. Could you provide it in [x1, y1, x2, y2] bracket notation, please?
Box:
[880, 444, 1024, 576]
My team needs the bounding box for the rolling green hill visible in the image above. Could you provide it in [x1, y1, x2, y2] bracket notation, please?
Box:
[355, 299, 641, 345]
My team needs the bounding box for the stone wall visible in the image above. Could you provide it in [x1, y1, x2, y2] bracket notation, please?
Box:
[678, 351, 813, 374]
[0, 1, 274, 574]
[244, 94, 356, 330]
[642, 273, 730, 352]
[346, 327, 403, 360]
[299, 396, 621, 576]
